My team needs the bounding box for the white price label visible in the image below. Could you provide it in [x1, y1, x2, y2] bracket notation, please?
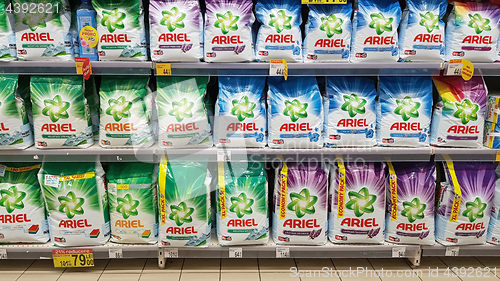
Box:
[229, 248, 243, 258]
[445, 246, 459, 256]
[446, 63, 463, 76]
[0, 249, 6, 259]
[217, 150, 231, 162]
[392, 247, 406, 258]
[276, 247, 290, 258]
[0, 165, 6, 177]
[44, 175, 60, 188]
[108, 249, 123, 259]
[164, 248, 179, 258]
[270, 63, 286, 76]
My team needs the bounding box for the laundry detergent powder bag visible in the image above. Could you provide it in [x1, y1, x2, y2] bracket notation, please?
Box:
[378, 76, 432, 147]
[39, 162, 110, 247]
[268, 76, 323, 149]
[157, 76, 213, 148]
[303, 3, 352, 63]
[0, 163, 49, 243]
[215, 76, 266, 148]
[149, 0, 203, 62]
[99, 76, 154, 148]
[158, 159, 211, 247]
[487, 165, 500, 245]
[107, 162, 157, 244]
[255, 0, 302, 62]
[446, 2, 500, 62]
[325, 76, 377, 147]
[385, 162, 436, 245]
[273, 163, 328, 245]
[431, 76, 487, 148]
[351, 0, 401, 63]
[436, 161, 495, 246]
[204, 0, 254, 62]
[0, 1, 16, 61]
[93, 0, 147, 61]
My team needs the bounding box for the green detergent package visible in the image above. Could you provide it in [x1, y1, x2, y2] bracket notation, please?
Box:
[0, 0, 16, 61]
[38, 162, 110, 247]
[0, 163, 49, 243]
[107, 162, 158, 244]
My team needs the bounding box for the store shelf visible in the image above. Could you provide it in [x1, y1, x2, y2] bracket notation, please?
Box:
[0, 61, 153, 75]
[433, 147, 500, 162]
[465, 63, 500, 76]
[422, 244, 500, 257]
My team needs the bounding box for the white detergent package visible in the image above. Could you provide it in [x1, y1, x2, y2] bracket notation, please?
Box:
[377, 76, 433, 147]
[204, 0, 254, 62]
[385, 162, 436, 245]
[267, 76, 323, 149]
[446, 2, 500, 62]
[487, 165, 500, 245]
[436, 162, 495, 246]
[329, 161, 386, 244]
[273, 163, 328, 246]
[0, 1, 16, 61]
[215, 76, 267, 148]
[324, 76, 377, 147]
[255, 0, 302, 62]
[399, 0, 446, 62]
[303, 3, 352, 63]
[350, 0, 401, 63]
[149, 0, 203, 62]
[39, 162, 110, 247]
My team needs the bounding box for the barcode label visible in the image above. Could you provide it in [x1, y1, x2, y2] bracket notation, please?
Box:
[229, 248, 242, 258]
[108, 249, 123, 259]
[445, 246, 459, 256]
[0, 249, 7, 259]
[392, 247, 406, 258]
[165, 248, 179, 258]
[276, 247, 290, 258]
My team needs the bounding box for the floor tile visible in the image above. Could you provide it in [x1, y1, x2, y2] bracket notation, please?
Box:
[258, 259, 296, 273]
[98, 273, 141, 281]
[139, 272, 181, 281]
[182, 258, 220, 273]
[221, 258, 259, 272]
[17, 273, 64, 281]
[3, 273, 25, 281]
[0, 259, 35, 273]
[438, 257, 500, 281]
[475, 256, 500, 278]
[331, 259, 380, 281]
[103, 259, 146, 274]
[180, 272, 220, 281]
[294, 258, 334, 271]
[418, 257, 461, 281]
[145, 258, 183, 273]
[24, 259, 65, 273]
[368, 258, 420, 281]
[221, 272, 260, 281]
[58, 273, 102, 281]
[260, 272, 300, 281]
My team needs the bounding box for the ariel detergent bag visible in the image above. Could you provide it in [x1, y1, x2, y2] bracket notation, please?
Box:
[487, 165, 500, 245]
[303, 3, 352, 63]
[350, 0, 401, 63]
[0, 1, 16, 61]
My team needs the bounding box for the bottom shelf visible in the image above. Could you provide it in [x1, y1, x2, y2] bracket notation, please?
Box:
[422, 244, 500, 257]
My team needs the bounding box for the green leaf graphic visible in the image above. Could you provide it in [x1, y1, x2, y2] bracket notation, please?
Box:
[22, 12, 48, 31]
[231, 96, 256, 122]
[341, 93, 367, 118]
[106, 96, 133, 122]
[419, 11, 439, 33]
[287, 188, 318, 218]
[368, 12, 394, 35]
[229, 192, 254, 218]
[454, 99, 479, 125]
[269, 10, 292, 33]
[283, 99, 308, 122]
[345, 187, 377, 217]
[42, 95, 70, 123]
[394, 96, 420, 121]
[0, 186, 26, 213]
[58, 191, 85, 219]
[462, 197, 487, 223]
[101, 8, 126, 33]
[169, 201, 194, 226]
[169, 98, 194, 122]
[214, 11, 239, 35]
[468, 13, 491, 35]
[401, 197, 426, 223]
[116, 193, 140, 219]
[320, 14, 343, 38]
[160, 7, 186, 32]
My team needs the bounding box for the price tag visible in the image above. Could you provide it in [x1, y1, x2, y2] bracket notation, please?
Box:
[156, 63, 172, 76]
[496, 151, 500, 161]
[229, 248, 243, 258]
[0, 249, 7, 259]
[270, 59, 288, 81]
[302, 0, 347, 3]
[75, 57, 92, 80]
[0, 165, 6, 177]
[164, 248, 179, 258]
[52, 249, 94, 268]
[391, 247, 406, 258]
[446, 59, 474, 81]
[276, 247, 290, 258]
[445, 246, 460, 256]
[217, 150, 232, 162]
[108, 248, 123, 259]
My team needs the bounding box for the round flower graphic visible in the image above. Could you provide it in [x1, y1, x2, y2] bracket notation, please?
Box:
[283, 99, 308, 122]
[394, 96, 420, 121]
[101, 8, 126, 33]
[116, 193, 140, 219]
[320, 14, 343, 38]
[0, 186, 26, 213]
[169, 201, 194, 226]
[269, 10, 292, 34]
[22, 12, 48, 32]
[454, 99, 479, 125]
[419, 11, 439, 33]
[231, 96, 256, 122]
[106, 96, 133, 122]
[346, 187, 377, 217]
[169, 98, 194, 122]
[287, 188, 318, 218]
[229, 192, 254, 218]
[401, 198, 426, 223]
[42, 95, 70, 123]
[468, 13, 491, 35]
[58, 191, 85, 219]
[214, 11, 239, 35]
[369, 13, 394, 35]
[462, 197, 487, 223]
[341, 93, 367, 118]
[160, 7, 186, 32]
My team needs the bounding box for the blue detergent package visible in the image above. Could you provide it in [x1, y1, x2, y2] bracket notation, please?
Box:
[303, 3, 353, 63]
[399, 0, 447, 62]
[255, 0, 302, 62]
[215, 77, 267, 148]
[324, 77, 377, 147]
[377, 77, 433, 147]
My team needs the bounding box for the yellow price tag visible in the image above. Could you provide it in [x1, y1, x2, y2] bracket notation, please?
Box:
[496, 151, 500, 162]
[156, 63, 172, 76]
[269, 59, 288, 81]
[302, 0, 347, 3]
[52, 249, 94, 268]
[447, 59, 474, 81]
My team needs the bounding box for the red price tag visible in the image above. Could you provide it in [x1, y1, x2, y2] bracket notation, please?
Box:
[75, 58, 92, 80]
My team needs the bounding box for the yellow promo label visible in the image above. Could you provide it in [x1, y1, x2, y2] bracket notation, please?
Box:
[159, 155, 168, 225]
[278, 155, 288, 219]
[52, 249, 94, 268]
[60, 172, 95, 182]
[117, 184, 129, 190]
[445, 158, 462, 222]
[448, 59, 474, 81]
[496, 151, 500, 162]
[156, 63, 172, 76]
[218, 161, 227, 220]
[302, 0, 347, 3]
[337, 155, 346, 218]
[387, 162, 398, 221]
[6, 164, 41, 173]
[79, 26, 98, 48]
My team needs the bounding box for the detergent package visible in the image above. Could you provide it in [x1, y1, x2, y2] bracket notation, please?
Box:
[204, 0, 254, 62]
[324, 76, 377, 147]
[445, 2, 500, 62]
[156, 77, 213, 148]
[0, 163, 49, 244]
[267, 76, 323, 149]
[0, 1, 16, 61]
[149, 0, 203, 62]
[431, 76, 487, 147]
[255, 0, 302, 62]
[215, 76, 266, 148]
[217, 160, 268, 246]
[487, 165, 500, 245]
[107, 162, 157, 244]
[436, 162, 495, 246]
[38, 162, 110, 247]
[273, 163, 328, 245]
[93, 0, 147, 61]
[99, 76, 155, 148]
[158, 159, 211, 247]
[30, 76, 94, 149]
[303, 3, 352, 63]
[385, 162, 436, 245]
[350, 0, 401, 63]
[399, 0, 446, 62]
[377, 76, 433, 147]
[329, 161, 386, 244]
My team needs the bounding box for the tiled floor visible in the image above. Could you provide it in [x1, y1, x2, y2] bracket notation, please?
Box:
[2, 257, 500, 281]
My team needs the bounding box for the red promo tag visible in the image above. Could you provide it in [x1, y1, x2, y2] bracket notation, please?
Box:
[75, 57, 92, 80]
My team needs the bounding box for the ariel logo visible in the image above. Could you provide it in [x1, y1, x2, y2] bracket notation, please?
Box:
[320, 14, 343, 38]
[106, 96, 133, 122]
[169, 201, 194, 226]
[468, 13, 491, 35]
[229, 192, 254, 218]
[394, 96, 420, 121]
[214, 11, 240, 35]
[269, 10, 292, 33]
[341, 93, 367, 118]
[116, 193, 140, 219]
[454, 99, 479, 125]
[283, 99, 308, 122]
[231, 96, 256, 122]
[0, 186, 26, 213]
[419, 11, 439, 33]
[287, 188, 318, 218]
[101, 8, 126, 33]
[369, 13, 394, 35]
[346, 187, 377, 217]
[58, 191, 85, 219]
[22, 12, 48, 31]
[42, 95, 70, 123]
[401, 198, 426, 223]
[160, 7, 186, 32]
[169, 98, 194, 122]
[462, 197, 487, 222]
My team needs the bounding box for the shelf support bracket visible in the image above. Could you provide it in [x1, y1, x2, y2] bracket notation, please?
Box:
[407, 248, 421, 268]
[158, 248, 166, 269]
